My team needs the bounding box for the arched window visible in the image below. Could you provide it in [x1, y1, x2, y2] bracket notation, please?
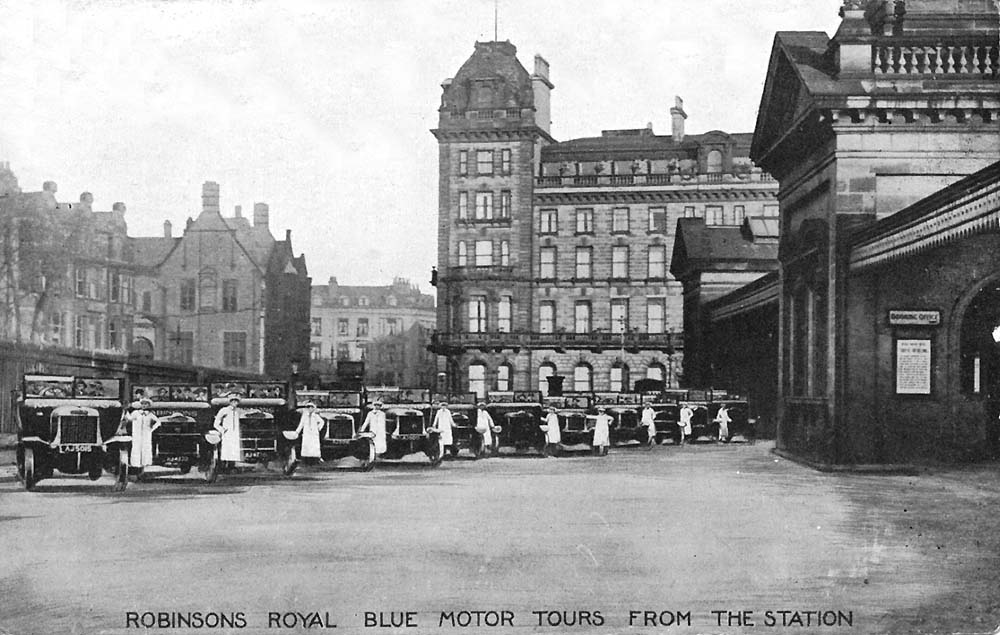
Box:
[497, 363, 512, 391]
[646, 362, 665, 383]
[574, 363, 593, 392]
[610, 363, 630, 392]
[539, 363, 556, 396]
[707, 150, 723, 174]
[131, 337, 154, 361]
[468, 362, 487, 398]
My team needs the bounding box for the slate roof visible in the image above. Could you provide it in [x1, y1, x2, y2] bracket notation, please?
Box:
[131, 237, 179, 268]
[670, 217, 780, 278]
[542, 131, 754, 162]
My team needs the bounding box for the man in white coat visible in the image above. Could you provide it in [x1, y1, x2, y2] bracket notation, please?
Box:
[714, 404, 732, 443]
[294, 401, 326, 463]
[360, 401, 387, 456]
[592, 406, 612, 456]
[540, 406, 561, 457]
[127, 398, 161, 470]
[678, 403, 694, 445]
[475, 402, 498, 457]
[213, 393, 244, 465]
[431, 401, 455, 457]
[641, 404, 657, 448]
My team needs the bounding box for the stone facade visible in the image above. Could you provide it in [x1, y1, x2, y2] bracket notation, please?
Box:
[132, 182, 310, 378]
[431, 41, 779, 397]
[309, 277, 435, 386]
[0, 165, 138, 356]
[748, 1, 1000, 463]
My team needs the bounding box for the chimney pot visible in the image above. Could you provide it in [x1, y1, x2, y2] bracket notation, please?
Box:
[670, 95, 687, 144]
[234, 205, 242, 218]
[285, 229, 291, 242]
[79, 192, 94, 205]
[253, 202, 270, 228]
[43, 181, 57, 193]
[202, 181, 220, 215]
[112, 202, 126, 213]
[164, 220, 173, 238]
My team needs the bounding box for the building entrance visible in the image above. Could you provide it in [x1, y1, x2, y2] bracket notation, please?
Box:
[960, 282, 1000, 457]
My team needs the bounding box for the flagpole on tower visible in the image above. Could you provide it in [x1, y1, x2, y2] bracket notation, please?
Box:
[494, 0, 498, 41]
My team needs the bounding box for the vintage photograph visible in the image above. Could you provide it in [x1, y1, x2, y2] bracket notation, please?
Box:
[1, 1, 999, 633]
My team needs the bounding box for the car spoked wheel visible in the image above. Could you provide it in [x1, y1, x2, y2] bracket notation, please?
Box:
[358, 438, 376, 472]
[88, 460, 103, 481]
[204, 450, 219, 484]
[427, 441, 443, 468]
[472, 434, 486, 460]
[283, 446, 298, 477]
[178, 464, 192, 475]
[112, 448, 129, 492]
[20, 447, 36, 491]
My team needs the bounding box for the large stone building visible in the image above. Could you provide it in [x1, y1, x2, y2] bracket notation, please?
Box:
[309, 277, 436, 386]
[0, 165, 138, 355]
[430, 40, 779, 397]
[132, 181, 311, 378]
[690, 0, 1000, 464]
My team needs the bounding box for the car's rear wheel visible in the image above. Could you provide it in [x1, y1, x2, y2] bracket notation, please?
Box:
[179, 464, 192, 475]
[20, 447, 36, 491]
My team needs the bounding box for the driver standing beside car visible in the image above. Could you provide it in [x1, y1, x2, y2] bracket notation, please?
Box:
[214, 393, 244, 465]
[641, 403, 657, 448]
[127, 397, 161, 471]
[678, 403, 694, 445]
[475, 402, 499, 457]
[540, 406, 561, 457]
[360, 400, 387, 456]
[294, 401, 325, 464]
[592, 406, 612, 456]
[431, 401, 455, 457]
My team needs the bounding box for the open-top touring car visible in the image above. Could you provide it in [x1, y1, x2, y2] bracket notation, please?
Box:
[489, 391, 544, 455]
[283, 390, 376, 473]
[130, 383, 213, 480]
[366, 387, 442, 466]
[15, 375, 131, 491]
[204, 381, 292, 482]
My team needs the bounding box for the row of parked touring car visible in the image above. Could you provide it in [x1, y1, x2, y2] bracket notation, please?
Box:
[12, 374, 755, 491]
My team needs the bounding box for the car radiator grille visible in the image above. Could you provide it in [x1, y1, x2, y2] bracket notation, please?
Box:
[328, 420, 354, 440]
[59, 416, 99, 444]
[397, 416, 424, 436]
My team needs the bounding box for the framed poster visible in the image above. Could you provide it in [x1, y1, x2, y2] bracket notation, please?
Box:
[895, 338, 932, 395]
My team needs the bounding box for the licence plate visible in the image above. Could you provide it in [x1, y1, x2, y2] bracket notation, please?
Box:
[60, 444, 93, 452]
[326, 439, 351, 445]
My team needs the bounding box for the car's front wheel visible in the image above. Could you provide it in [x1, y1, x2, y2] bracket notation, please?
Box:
[358, 438, 376, 472]
[112, 448, 129, 492]
[283, 446, 298, 477]
[20, 447, 36, 491]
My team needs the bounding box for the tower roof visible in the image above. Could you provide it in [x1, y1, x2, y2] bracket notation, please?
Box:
[441, 40, 534, 113]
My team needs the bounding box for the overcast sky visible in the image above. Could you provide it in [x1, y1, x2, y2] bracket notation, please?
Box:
[0, 0, 841, 290]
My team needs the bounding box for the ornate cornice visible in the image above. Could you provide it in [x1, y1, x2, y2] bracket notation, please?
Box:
[533, 188, 777, 206]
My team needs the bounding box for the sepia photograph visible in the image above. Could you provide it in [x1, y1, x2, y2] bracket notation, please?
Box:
[0, 1, 999, 633]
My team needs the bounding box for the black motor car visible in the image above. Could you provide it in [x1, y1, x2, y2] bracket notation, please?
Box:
[366, 387, 442, 466]
[489, 391, 544, 455]
[707, 397, 755, 443]
[430, 392, 479, 457]
[594, 392, 647, 446]
[284, 390, 375, 472]
[130, 383, 213, 480]
[15, 375, 131, 491]
[544, 393, 594, 450]
[204, 381, 292, 482]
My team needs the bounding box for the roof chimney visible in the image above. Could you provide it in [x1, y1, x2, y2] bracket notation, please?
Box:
[532, 54, 554, 135]
[42, 181, 57, 193]
[202, 181, 220, 215]
[234, 205, 242, 218]
[285, 229, 291, 242]
[253, 202, 269, 228]
[112, 202, 126, 213]
[79, 192, 94, 210]
[164, 220, 173, 238]
[671, 96, 687, 143]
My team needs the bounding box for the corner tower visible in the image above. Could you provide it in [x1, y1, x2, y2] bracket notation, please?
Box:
[431, 41, 555, 395]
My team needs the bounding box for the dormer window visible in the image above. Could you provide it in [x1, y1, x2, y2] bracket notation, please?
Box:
[707, 150, 723, 174]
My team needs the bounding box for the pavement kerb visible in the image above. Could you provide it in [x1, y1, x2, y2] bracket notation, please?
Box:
[771, 447, 920, 475]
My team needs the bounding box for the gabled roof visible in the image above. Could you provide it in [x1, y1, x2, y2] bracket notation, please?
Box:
[132, 237, 179, 268]
[670, 217, 780, 280]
